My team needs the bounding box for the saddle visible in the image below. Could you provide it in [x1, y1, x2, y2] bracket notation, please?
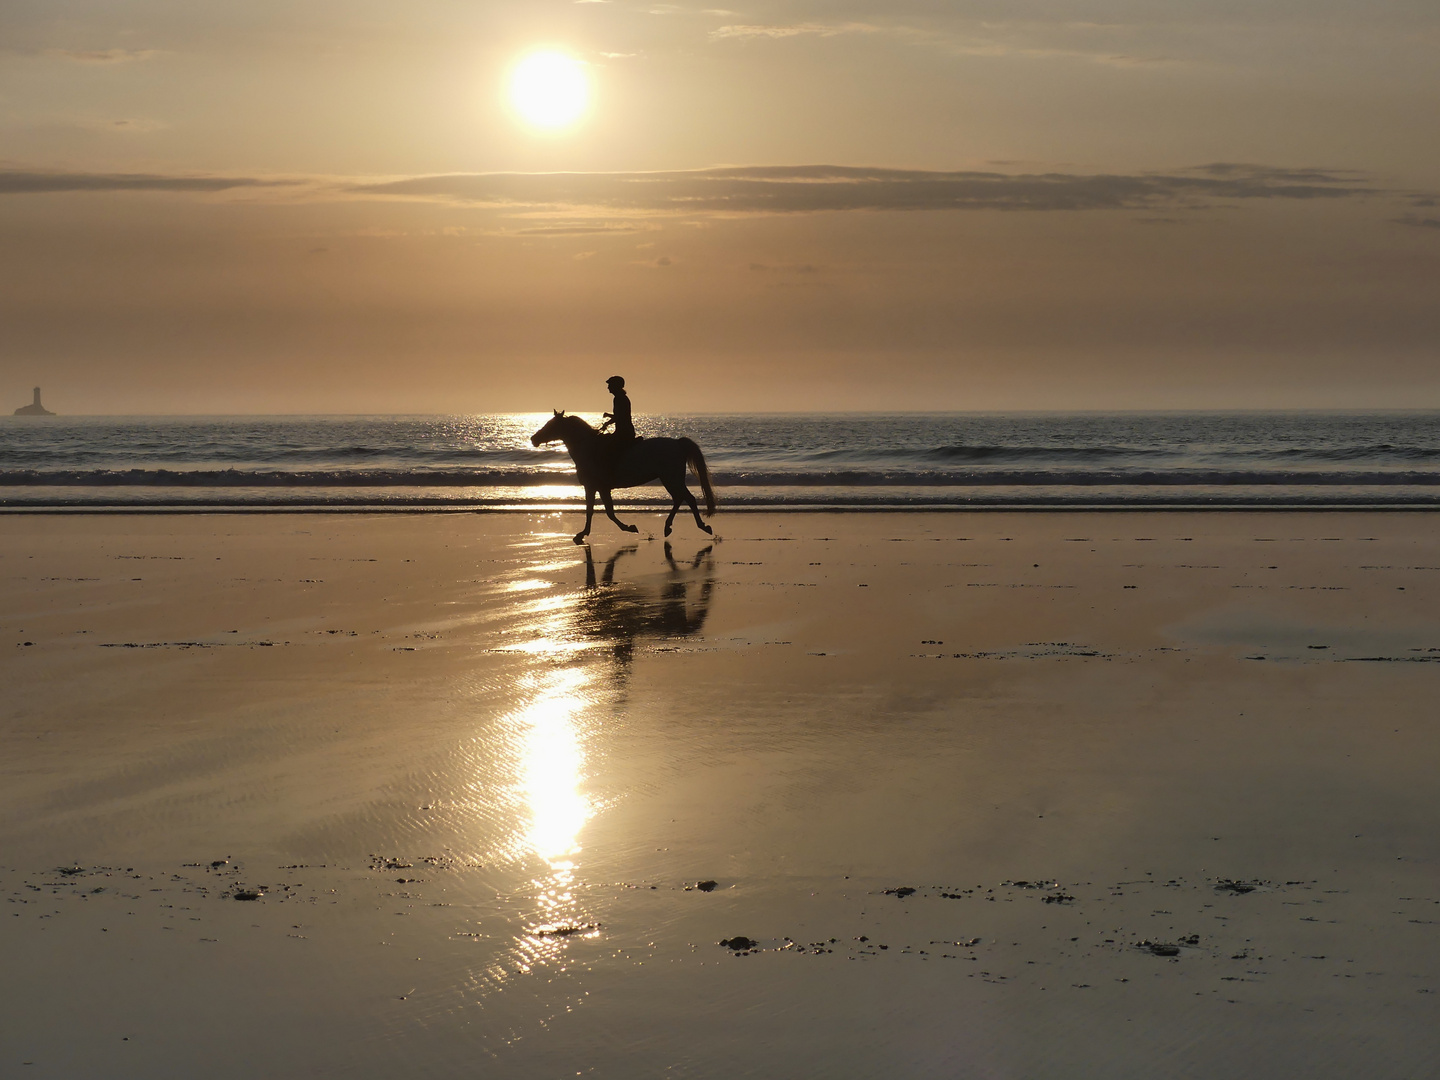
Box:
[599, 433, 642, 484]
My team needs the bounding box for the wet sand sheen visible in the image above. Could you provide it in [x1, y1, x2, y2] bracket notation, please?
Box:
[1, 512, 1438, 1078]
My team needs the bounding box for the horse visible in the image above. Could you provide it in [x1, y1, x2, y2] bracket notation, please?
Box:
[530, 411, 717, 544]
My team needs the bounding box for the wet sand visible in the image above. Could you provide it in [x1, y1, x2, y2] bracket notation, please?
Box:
[2, 511, 1438, 1078]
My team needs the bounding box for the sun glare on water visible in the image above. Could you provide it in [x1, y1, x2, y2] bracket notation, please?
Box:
[509, 51, 590, 131]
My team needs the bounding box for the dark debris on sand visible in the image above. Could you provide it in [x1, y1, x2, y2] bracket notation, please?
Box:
[5, 862, 1428, 1000]
[719, 873, 1431, 995]
[719, 936, 759, 952]
[1214, 879, 1266, 894]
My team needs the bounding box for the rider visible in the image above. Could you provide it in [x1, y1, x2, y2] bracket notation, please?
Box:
[598, 375, 635, 442]
[598, 375, 638, 478]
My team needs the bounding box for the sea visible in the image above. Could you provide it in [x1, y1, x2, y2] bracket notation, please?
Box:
[4, 412, 1440, 510]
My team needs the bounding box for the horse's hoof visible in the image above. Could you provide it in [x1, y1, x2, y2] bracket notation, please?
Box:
[625, 525, 639, 533]
[573, 533, 588, 545]
[700, 524, 714, 535]
[664, 524, 673, 537]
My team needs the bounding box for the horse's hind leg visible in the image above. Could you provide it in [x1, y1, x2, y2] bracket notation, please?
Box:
[683, 486, 712, 535]
[601, 490, 639, 534]
[663, 488, 682, 537]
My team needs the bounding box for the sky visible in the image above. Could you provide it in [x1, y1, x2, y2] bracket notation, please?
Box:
[2, 0, 1438, 414]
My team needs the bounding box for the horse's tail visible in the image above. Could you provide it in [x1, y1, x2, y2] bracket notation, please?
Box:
[681, 438, 717, 516]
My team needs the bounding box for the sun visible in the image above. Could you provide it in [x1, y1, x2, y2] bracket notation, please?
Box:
[509, 51, 590, 131]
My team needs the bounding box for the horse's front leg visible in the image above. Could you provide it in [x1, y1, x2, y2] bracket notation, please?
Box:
[600, 490, 639, 534]
[575, 488, 597, 544]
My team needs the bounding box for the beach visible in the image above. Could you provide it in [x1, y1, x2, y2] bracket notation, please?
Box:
[2, 509, 1438, 1078]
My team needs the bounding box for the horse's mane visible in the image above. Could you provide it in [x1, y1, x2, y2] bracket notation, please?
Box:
[554, 412, 597, 434]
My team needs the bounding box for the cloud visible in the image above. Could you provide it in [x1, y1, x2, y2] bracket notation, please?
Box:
[1192, 162, 1365, 184]
[42, 48, 158, 64]
[707, 19, 1179, 66]
[710, 23, 868, 40]
[348, 163, 1383, 215]
[0, 163, 1401, 219]
[1394, 215, 1440, 230]
[71, 116, 168, 134]
[0, 169, 300, 195]
[513, 223, 648, 236]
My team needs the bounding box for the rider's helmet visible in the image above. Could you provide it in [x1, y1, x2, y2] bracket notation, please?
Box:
[606, 375, 625, 390]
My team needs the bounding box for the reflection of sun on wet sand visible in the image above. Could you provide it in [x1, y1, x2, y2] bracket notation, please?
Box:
[478, 539, 717, 975]
[513, 667, 599, 963]
[1, 512, 1439, 1078]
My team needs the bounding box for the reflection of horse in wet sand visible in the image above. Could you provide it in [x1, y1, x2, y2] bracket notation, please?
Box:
[577, 543, 715, 667]
[531, 412, 716, 544]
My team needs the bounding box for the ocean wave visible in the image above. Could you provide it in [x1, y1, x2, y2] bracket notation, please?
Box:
[0, 468, 570, 487]
[8, 466, 1440, 488]
[0, 446, 565, 467]
[7, 489, 1440, 510]
[924, 444, 1168, 462]
[725, 469, 1440, 486]
[1240, 444, 1440, 462]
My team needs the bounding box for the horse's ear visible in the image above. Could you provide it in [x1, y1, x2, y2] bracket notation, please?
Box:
[553, 409, 561, 417]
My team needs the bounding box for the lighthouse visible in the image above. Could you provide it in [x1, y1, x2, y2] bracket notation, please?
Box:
[14, 387, 56, 416]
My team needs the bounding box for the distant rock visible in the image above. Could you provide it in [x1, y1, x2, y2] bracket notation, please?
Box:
[14, 387, 55, 416]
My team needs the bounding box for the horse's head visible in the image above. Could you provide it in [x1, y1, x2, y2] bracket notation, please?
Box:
[531, 410, 568, 447]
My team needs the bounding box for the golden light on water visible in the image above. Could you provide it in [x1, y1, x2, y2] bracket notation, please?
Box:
[518, 667, 590, 864]
[512, 664, 600, 965]
[509, 51, 590, 131]
[459, 536, 716, 991]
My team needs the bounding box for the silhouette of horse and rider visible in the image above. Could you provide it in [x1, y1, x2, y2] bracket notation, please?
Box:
[531, 376, 717, 545]
[576, 541, 715, 670]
